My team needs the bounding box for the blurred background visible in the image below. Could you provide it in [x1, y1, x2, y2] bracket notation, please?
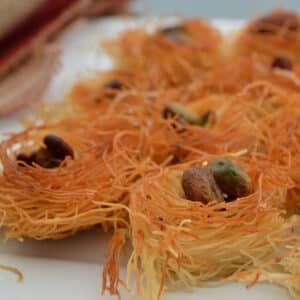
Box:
[132, 0, 300, 19]
[1, 0, 300, 114]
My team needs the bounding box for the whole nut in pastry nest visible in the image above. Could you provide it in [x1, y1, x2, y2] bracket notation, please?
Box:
[182, 166, 224, 204]
[43, 134, 74, 160]
[209, 158, 253, 202]
[163, 102, 199, 125]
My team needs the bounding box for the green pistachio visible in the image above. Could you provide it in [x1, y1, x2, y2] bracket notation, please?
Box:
[165, 102, 200, 125]
[210, 158, 252, 201]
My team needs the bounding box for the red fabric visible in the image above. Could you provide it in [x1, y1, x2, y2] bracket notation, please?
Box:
[0, 0, 130, 71]
[86, 0, 130, 16]
[0, 0, 80, 69]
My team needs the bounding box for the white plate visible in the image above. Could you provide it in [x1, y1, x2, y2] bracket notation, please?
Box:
[0, 17, 292, 300]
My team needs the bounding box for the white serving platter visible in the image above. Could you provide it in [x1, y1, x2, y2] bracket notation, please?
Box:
[0, 17, 292, 300]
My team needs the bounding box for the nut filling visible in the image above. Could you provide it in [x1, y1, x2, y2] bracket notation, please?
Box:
[182, 159, 252, 203]
[17, 134, 74, 168]
[182, 166, 224, 204]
